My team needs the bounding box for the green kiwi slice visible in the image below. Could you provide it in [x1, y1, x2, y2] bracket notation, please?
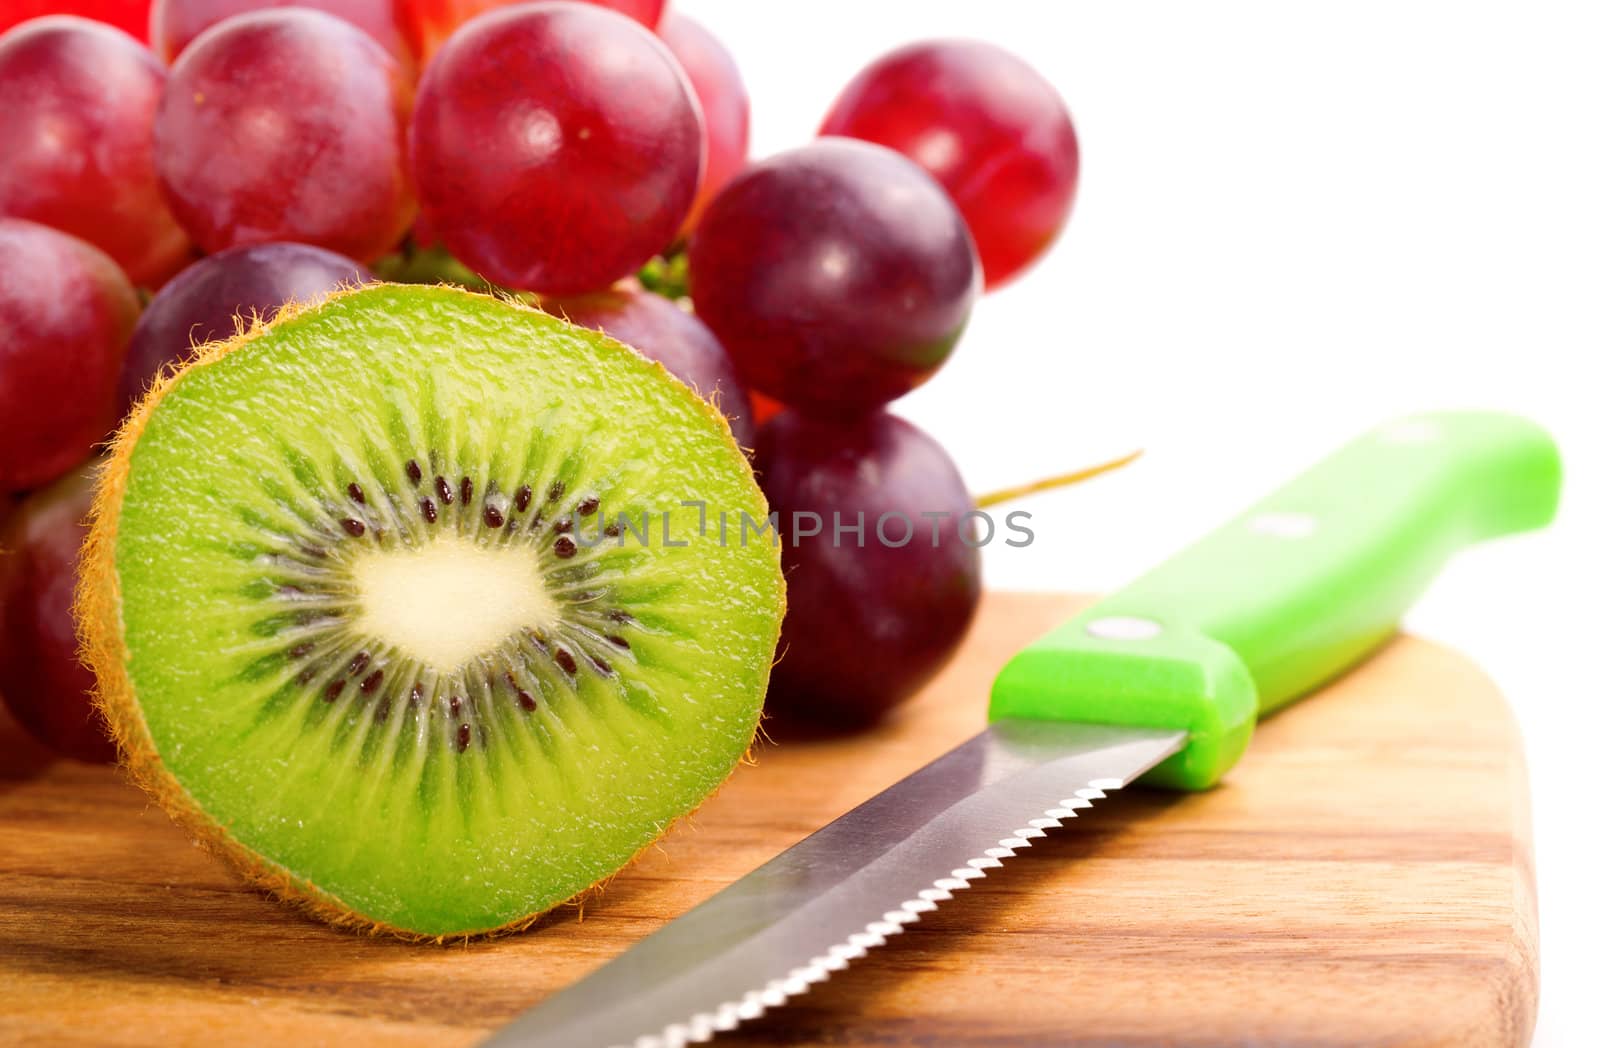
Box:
[80, 284, 784, 938]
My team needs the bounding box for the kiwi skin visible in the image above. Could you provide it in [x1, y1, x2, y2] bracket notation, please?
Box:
[75, 283, 784, 941]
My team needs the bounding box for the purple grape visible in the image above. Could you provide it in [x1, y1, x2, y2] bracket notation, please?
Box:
[543, 288, 755, 449]
[410, 2, 704, 294]
[0, 460, 116, 763]
[153, 8, 415, 262]
[756, 411, 981, 726]
[0, 218, 138, 494]
[689, 138, 979, 419]
[0, 16, 193, 287]
[117, 242, 370, 413]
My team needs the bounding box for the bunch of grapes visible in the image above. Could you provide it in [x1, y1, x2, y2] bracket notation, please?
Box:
[0, 0, 1085, 759]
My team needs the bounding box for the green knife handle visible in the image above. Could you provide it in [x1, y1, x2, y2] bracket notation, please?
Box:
[989, 411, 1561, 790]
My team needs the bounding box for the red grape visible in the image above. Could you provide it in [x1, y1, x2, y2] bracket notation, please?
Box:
[411, 3, 704, 295]
[149, 0, 414, 72]
[543, 288, 755, 448]
[756, 411, 980, 726]
[0, 16, 191, 287]
[688, 139, 978, 418]
[0, 219, 138, 494]
[659, 11, 749, 237]
[400, 0, 665, 66]
[820, 40, 1080, 289]
[1, 1, 149, 42]
[0, 460, 117, 764]
[118, 242, 370, 414]
[153, 8, 415, 262]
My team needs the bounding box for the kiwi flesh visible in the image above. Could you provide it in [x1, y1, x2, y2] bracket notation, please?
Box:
[78, 283, 784, 938]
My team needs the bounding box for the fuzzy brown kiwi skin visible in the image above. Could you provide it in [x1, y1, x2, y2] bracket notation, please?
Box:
[75, 282, 784, 942]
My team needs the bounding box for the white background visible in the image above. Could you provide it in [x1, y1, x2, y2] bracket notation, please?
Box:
[677, 1, 1598, 1043]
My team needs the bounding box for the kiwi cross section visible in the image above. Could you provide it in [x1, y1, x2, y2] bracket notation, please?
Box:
[85, 285, 784, 938]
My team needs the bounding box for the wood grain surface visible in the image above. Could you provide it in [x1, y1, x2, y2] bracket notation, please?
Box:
[0, 592, 1537, 1047]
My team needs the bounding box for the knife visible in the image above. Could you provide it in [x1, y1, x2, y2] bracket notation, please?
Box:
[485, 411, 1561, 1048]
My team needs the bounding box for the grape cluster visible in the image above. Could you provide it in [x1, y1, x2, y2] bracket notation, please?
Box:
[0, 0, 1082, 757]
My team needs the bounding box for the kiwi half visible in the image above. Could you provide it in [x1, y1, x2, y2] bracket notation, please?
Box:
[79, 283, 784, 938]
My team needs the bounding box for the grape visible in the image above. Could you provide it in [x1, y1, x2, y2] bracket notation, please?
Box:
[688, 139, 978, 418]
[0, 16, 191, 286]
[149, 0, 414, 72]
[401, 0, 664, 66]
[0, 460, 117, 764]
[820, 40, 1080, 289]
[153, 8, 415, 262]
[1, 1, 149, 42]
[118, 242, 371, 414]
[756, 411, 980, 726]
[543, 288, 756, 448]
[411, 3, 704, 295]
[0, 219, 138, 494]
[659, 12, 749, 237]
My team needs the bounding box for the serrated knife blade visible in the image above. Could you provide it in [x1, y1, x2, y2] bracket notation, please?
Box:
[483, 720, 1185, 1048]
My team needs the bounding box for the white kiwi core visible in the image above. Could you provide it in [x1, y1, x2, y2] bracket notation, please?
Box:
[350, 533, 558, 671]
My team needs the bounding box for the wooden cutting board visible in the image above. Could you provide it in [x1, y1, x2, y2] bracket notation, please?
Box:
[0, 592, 1536, 1047]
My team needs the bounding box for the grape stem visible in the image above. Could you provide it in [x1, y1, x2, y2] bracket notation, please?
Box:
[638, 250, 690, 300]
[972, 450, 1142, 509]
